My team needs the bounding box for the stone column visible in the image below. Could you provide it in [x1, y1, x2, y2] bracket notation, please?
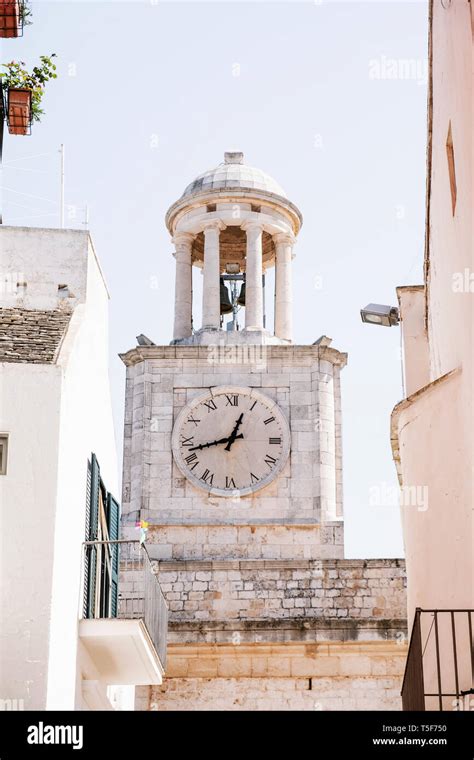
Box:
[202, 220, 225, 330]
[172, 232, 194, 341]
[242, 222, 264, 330]
[274, 232, 294, 342]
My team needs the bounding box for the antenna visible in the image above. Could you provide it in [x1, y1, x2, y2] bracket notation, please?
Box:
[59, 143, 65, 228]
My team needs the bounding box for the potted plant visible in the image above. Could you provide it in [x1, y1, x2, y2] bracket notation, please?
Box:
[0, 1, 31, 39]
[0, 54, 57, 135]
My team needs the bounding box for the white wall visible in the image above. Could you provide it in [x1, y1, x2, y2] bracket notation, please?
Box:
[46, 238, 118, 710]
[0, 226, 95, 310]
[0, 364, 62, 708]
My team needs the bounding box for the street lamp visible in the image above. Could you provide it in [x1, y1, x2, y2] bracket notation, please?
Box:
[360, 303, 400, 327]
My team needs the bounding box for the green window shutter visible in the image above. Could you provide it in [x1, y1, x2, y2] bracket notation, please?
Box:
[85, 454, 101, 618]
[106, 492, 120, 618]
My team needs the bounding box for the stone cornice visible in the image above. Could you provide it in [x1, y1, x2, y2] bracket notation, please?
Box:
[166, 188, 303, 236]
[119, 343, 348, 368]
[165, 619, 409, 647]
[153, 558, 405, 572]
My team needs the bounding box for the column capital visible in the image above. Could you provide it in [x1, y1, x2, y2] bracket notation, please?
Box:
[172, 231, 194, 248]
[273, 231, 296, 247]
[241, 220, 264, 234]
[202, 219, 226, 234]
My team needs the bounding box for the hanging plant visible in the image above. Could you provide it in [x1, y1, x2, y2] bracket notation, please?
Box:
[0, 54, 57, 135]
[22, 0, 32, 24]
[0, 0, 32, 39]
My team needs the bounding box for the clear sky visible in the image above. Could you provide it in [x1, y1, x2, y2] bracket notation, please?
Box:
[1, 0, 429, 557]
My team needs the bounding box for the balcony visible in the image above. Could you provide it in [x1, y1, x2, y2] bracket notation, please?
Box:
[402, 608, 474, 711]
[79, 540, 168, 686]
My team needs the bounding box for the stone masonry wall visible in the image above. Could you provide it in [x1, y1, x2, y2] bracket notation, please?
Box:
[145, 523, 344, 561]
[150, 675, 403, 711]
[147, 559, 406, 623]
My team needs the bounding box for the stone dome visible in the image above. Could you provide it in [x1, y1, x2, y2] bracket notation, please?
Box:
[180, 151, 287, 200]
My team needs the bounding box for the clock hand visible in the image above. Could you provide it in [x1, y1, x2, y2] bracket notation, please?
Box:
[188, 434, 243, 452]
[224, 413, 244, 452]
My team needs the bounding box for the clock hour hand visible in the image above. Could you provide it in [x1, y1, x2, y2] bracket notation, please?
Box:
[188, 434, 243, 452]
[224, 413, 244, 452]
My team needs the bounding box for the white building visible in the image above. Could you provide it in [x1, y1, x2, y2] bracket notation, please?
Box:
[0, 227, 167, 711]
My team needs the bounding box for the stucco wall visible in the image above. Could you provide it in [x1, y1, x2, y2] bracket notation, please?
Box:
[0, 226, 96, 310]
[46, 238, 119, 710]
[427, 0, 472, 382]
[394, 0, 473, 630]
[394, 370, 470, 618]
[0, 365, 62, 709]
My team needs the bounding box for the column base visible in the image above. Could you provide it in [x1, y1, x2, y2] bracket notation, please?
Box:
[170, 329, 291, 347]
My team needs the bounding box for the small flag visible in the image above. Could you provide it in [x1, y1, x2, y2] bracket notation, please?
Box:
[135, 520, 149, 544]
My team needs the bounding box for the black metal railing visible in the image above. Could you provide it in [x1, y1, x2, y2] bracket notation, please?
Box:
[82, 540, 168, 669]
[402, 608, 474, 711]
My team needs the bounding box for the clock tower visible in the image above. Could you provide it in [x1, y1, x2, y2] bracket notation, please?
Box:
[120, 152, 407, 711]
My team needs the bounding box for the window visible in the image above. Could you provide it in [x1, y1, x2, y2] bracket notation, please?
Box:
[446, 121, 457, 216]
[0, 435, 8, 475]
[206, 203, 216, 212]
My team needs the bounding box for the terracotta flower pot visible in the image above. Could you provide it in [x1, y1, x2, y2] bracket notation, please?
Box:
[8, 88, 32, 135]
[0, 0, 21, 39]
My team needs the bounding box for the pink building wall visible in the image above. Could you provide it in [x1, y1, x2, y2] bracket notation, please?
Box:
[391, 0, 473, 678]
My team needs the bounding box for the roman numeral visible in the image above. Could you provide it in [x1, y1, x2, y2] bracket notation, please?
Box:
[185, 452, 198, 466]
[269, 437, 281, 445]
[181, 436, 194, 447]
[264, 454, 277, 468]
[250, 472, 259, 484]
[225, 395, 239, 407]
[187, 416, 200, 427]
[263, 416, 275, 425]
[225, 476, 236, 489]
[204, 399, 217, 412]
[200, 469, 214, 485]
[249, 400, 257, 411]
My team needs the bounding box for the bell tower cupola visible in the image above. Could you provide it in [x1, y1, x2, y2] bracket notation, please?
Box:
[166, 152, 303, 345]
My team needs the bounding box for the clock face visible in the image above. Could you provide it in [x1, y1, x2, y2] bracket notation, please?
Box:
[171, 386, 290, 497]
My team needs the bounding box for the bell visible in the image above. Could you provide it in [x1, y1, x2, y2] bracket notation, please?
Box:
[237, 282, 246, 306]
[220, 278, 233, 314]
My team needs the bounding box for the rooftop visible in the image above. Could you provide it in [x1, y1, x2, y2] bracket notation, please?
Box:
[0, 308, 72, 364]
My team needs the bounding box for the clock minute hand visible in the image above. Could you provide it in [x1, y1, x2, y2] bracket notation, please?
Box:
[224, 413, 244, 452]
[188, 434, 243, 452]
